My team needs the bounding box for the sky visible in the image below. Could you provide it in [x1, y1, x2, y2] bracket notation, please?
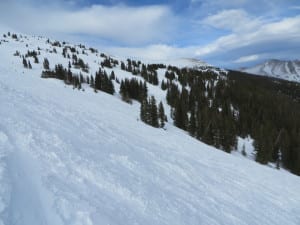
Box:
[1, 0, 300, 68]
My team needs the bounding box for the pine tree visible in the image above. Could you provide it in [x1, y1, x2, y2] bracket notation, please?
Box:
[28, 60, 32, 69]
[121, 61, 126, 70]
[161, 80, 168, 91]
[153, 72, 159, 85]
[158, 101, 166, 128]
[110, 71, 115, 80]
[174, 94, 188, 130]
[189, 109, 196, 136]
[150, 96, 159, 127]
[34, 55, 39, 64]
[140, 98, 148, 123]
[80, 73, 84, 84]
[67, 69, 72, 84]
[94, 72, 101, 90]
[23, 57, 28, 68]
[90, 76, 94, 88]
[43, 58, 50, 70]
[242, 143, 247, 156]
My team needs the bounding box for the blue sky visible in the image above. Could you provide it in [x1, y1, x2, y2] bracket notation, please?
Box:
[1, 0, 300, 68]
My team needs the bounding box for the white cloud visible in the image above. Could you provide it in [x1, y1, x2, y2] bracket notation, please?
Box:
[196, 14, 300, 57]
[87, 13, 300, 65]
[234, 54, 259, 63]
[0, 2, 174, 45]
[191, 0, 247, 7]
[201, 9, 261, 32]
[103, 44, 197, 61]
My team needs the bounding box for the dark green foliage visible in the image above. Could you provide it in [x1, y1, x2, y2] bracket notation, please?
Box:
[94, 68, 115, 95]
[62, 47, 67, 58]
[13, 51, 20, 56]
[89, 47, 98, 53]
[225, 70, 300, 174]
[158, 101, 166, 128]
[241, 144, 247, 156]
[189, 109, 196, 136]
[150, 96, 159, 128]
[110, 71, 115, 80]
[80, 73, 84, 84]
[166, 83, 180, 107]
[41, 64, 65, 80]
[22, 57, 28, 68]
[119, 78, 147, 102]
[28, 60, 32, 69]
[161, 80, 168, 91]
[41, 64, 84, 89]
[73, 57, 89, 73]
[34, 55, 39, 64]
[90, 76, 94, 88]
[52, 41, 61, 47]
[165, 71, 175, 81]
[166, 67, 238, 153]
[101, 58, 112, 68]
[174, 95, 188, 130]
[140, 96, 159, 128]
[121, 61, 126, 70]
[25, 50, 38, 58]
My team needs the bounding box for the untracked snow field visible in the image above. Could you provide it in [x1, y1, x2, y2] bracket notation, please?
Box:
[0, 35, 300, 225]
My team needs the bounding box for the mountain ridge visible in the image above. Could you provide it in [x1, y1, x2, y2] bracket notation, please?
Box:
[240, 59, 300, 83]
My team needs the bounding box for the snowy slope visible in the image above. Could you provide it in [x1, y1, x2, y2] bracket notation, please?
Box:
[0, 33, 300, 225]
[241, 59, 300, 83]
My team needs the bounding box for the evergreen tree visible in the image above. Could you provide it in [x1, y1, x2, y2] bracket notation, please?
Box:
[110, 71, 115, 80]
[158, 101, 166, 128]
[189, 109, 196, 136]
[121, 61, 126, 70]
[23, 57, 28, 68]
[241, 143, 247, 156]
[174, 100, 187, 130]
[150, 96, 158, 127]
[34, 55, 39, 64]
[43, 58, 50, 70]
[140, 98, 148, 123]
[80, 73, 84, 84]
[90, 76, 94, 88]
[28, 60, 32, 69]
[94, 71, 101, 90]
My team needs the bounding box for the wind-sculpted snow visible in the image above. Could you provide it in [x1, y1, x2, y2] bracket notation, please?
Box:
[0, 33, 300, 225]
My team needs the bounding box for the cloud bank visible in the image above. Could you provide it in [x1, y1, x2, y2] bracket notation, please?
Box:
[0, 1, 174, 45]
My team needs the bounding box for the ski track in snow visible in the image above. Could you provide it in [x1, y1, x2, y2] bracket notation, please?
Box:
[0, 34, 300, 225]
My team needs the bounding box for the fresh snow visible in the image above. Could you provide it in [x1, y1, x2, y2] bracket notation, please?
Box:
[241, 59, 300, 83]
[233, 136, 255, 160]
[0, 33, 300, 225]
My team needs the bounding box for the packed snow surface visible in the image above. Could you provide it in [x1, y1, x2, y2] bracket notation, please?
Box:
[0, 34, 300, 225]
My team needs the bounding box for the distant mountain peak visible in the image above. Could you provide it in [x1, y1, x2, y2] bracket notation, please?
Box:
[241, 59, 300, 83]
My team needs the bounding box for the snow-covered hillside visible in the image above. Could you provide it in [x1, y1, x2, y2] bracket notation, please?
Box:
[0, 33, 300, 225]
[241, 59, 300, 83]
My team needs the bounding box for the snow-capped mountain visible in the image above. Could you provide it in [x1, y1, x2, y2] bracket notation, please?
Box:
[0, 32, 300, 225]
[241, 59, 300, 82]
